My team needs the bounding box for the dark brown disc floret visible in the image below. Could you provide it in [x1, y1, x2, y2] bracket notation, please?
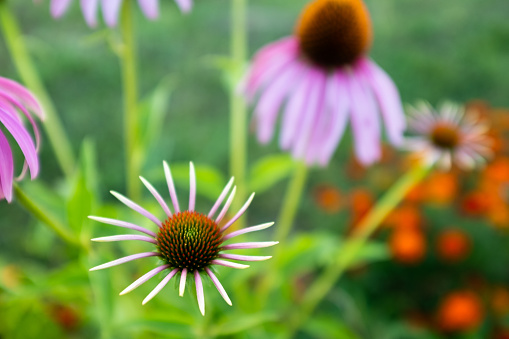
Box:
[431, 124, 460, 150]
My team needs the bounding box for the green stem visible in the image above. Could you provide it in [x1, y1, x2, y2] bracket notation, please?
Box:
[287, 163, 432, 337]
[0, 2, 75, 178]
[120, 1, 141, 200]
[229, 0, 248, 228]
[14, 184, 79, 247]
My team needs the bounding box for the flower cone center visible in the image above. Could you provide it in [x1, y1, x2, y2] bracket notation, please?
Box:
[431, 124, 460, 149]
[296, 0, 372, 69]
[157, 211, 222, 271]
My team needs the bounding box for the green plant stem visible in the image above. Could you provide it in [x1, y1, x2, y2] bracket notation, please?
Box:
[229, 0, 248, 228]
[14, 184, 78, 247]
[287, 163, 432, 337]
[0, 1, 75, 178]
[120, 1, 141, 200]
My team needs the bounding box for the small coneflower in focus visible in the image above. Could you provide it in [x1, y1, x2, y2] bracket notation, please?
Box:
[43, 0, 192, 27]
[406, 102, 492, 170]
[244, 0, 405, 166]
[437, 291, 484, 333]
[0, 77, 43, 203]
[436, 229, 471, 263]
[89, 162, 277, 315]
[389, 228, 426, 264]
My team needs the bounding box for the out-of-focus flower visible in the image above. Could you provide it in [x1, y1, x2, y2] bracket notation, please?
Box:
[89, 162, 277, 315]
[389, 228, 426, 264]
[44, 0, 192, 27]
[423, 172, 458, 205]
[244, 0, 405, 166]
[437, 291, 484, 333]
[384, 204, 422, 230]
[313, 184, 342, 214]
[349, 188, 374, 230]
[461, 190, 491, 216]
[0, 77, 43, 203]
[491, 287, 509, 316]
[48, 304, 80, 332]
[406, 102, 492, 170]
[436, 229, 471, 263]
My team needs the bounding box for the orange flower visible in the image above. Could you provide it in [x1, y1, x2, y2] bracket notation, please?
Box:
[483, 157, 509, 184]
[313, 184, 343, 214]
[384, 204, 422, 230]
[389, 229, 426, 264]
[424, 172, 458, 205]
[349, 189, 374, 229]
[487, 203, 509, 229]
[436, 229, 471, 262]
[437, 291, 484, 332]
[491, 287, 509, 316]
[461, 191, 491, 216]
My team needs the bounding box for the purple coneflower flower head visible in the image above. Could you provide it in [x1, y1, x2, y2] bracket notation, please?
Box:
[243, 0, 405, 166]
[89, 162, 277, 315]
[0, 77, 43, 203]
[405, 102, 492, 170]
[45, 0, 192, 27]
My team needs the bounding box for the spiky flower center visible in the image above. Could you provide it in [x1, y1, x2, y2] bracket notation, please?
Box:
[431, 124, 460, 149]
[157, 211, 222, 271]
[296, 0, 372, 69]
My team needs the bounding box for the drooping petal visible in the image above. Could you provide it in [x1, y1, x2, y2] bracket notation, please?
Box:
[140, 176, 172, 218]
[92, 234, 158, 245]
[222, 241, 279, 250]
[50, 0, 73, 17]
[137, 0, 159, 19]
[143, 268, 179, 305]
[89, 252, 160, 271]
[215, 186, 236, 224]
[220, 193, 255, 232]
[222, 222, 274, 241]
[189, 162, 196, 211]
[101, 0, 123, 27]
[80, 0, 100, 27]
[0, 77, 44, 119]
[0, 130, 14, 202]
[194, 271, 205, 315]
[0, 108, 38, 179]
[174, 0, 192, 13]
[88, 216, 157, 237]
[208, 177, 234, 218]
[120, 265, 170, 295]
[179, 268, 187, 296]
[163, 161, 180, 213]
[110, 191, 162, 227]
[205, 268, 232, 306]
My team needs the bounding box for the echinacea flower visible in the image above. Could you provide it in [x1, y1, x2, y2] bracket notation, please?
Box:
[406, 102, 492, 170]
[0, 77, 43, 202]
[45, 0, 192, 27]
[89, 162, 277, 315]
[244, 0, 405, 166]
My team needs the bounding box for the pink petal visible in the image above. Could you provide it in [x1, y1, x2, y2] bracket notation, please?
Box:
[51, 0, 73, 17]
[138, 0, 159, 19]
[174, 0, 192, 13]
[91, 234, 157, 244]
[0, 130, 14, 202]
[215, 186, 236, 224]
[222, 222, 274, 241]
[101, 0, 123, 27]
[80, 0, 100, 27]
[211, 259, 249, 269]
[139, 176, 172, 218]
[110, 191, 162, 227]
[88, 216, 157, 237]
[221, 241, 279, 250]
[205, 268, 232, 306]
[220, 193, 254, 232]
[208, 177, 234, 219]
[0, 77, 44, 119]
[163, 161, 180, 213]
[188, 162, 196, 211]
[120, 265, 170, 295]
[89, 252, 160, 271]
[194, 271, 205, 315]
[142, 268, 179, 305]
[179, 268, 187, 296]
[219, 254, 272, 262]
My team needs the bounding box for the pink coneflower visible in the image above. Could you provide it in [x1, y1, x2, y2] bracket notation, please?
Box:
[0, 77, 43, 202]
[244, 0, 405, 166]
[89, 162, 277, 315]
[46, 0, 192, 27]
[406, 102, 492, 170]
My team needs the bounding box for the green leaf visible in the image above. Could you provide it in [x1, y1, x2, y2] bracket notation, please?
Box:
[249, 154, 297, 193]
[303, 315, 361, 339]
[210, 312, 278, 336]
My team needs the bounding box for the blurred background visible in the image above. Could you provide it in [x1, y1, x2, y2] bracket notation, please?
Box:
[1, 0, 509, 338]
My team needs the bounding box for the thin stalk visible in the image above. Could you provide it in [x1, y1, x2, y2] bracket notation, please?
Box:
[0, 1, 75, 178]
[14, 184, 79, 247]
[120, 1, 141, 200]
[287, 163, 432, 337]
[229, 0, 248, 228]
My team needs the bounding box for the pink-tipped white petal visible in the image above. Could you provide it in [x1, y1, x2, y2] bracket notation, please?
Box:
[215, 186, 236, 224]
[194, 271, 205, 315]
[205, 268, 232, 306]
[101, 0, 122, 27]
[208, 177, 234, 218]
[50, 0, 72, 17]
[80, 0, 99, 27]
[140, 176, 172, 218]
[0, 130, 14, 202]
[220, 193, 255, 232]
[211, 260, 250, 269]
[143, 268, 179, 305]
[88, 216, 156, 237]
[222, 222, 274, 241]
[110, 191, 162, 227]
[92, 235, 157, 245]
[189, 162, 196, 211]
[222, 241, 279, 250]
[219, 254, 272, 262]
[163, 161, 180, 213]
[120, 265, 170, 295]
[179, 268, 187, 296]
[174, 0, 192, 13]
[89, 252, 160, 271]
[137, 0, 159, 19]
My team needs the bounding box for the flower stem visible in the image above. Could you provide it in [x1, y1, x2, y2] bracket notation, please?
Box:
[120, 1, 141, 200]
[287, 163, 431, 337]
[0, 1, 75, 178]
[229, 0, 248, 228]
[14, 184, 79, 247]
